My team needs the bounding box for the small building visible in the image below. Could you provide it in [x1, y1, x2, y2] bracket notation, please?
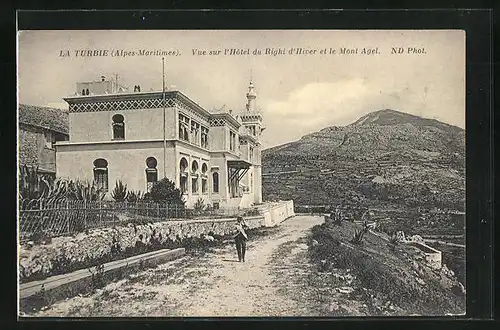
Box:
[56, 76, 264, 209]
[18, 104, 69, 177]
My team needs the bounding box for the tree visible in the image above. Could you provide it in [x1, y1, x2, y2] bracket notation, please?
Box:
[149, 178, 185, 206]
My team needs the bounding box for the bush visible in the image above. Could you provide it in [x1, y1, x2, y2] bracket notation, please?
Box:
[362, 220, 372, 233]
[19, 165, 53, 200]
[332, 209, 343, 226]
[126, 190, 144, 203]
[142, 192, 152, 202]
[351, 229, 365, 245]
[149, 178, 185, 206]
[389, 232, 401, 245]
[66, 180, 105, 201]
[111, 180, 128, 202]
[193, 198, 206, 211]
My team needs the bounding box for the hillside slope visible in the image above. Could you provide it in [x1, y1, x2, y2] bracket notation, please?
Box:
[262, 109, 465, 234]
[305, 219, 465, 315]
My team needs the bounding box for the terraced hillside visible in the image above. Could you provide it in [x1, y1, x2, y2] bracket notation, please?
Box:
[262, 109, 465, 235]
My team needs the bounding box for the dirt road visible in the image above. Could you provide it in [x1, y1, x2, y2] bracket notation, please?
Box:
[29, 215, 324, 317]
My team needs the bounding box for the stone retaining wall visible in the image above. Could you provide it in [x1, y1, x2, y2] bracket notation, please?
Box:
[19, 201, 296, 283]
[261, 200, 295, 227]
[19, 215, 263, 282]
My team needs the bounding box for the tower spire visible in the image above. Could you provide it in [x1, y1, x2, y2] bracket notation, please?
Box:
[246, 78, 257, 112]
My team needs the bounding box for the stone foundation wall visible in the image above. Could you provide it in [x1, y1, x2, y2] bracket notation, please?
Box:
[261, 200, 295, 227]
[19, 215, 264, 282]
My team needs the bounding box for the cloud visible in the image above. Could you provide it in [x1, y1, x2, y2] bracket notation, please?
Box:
[259, 78, 459, 149]
[264, 78, 371, 128]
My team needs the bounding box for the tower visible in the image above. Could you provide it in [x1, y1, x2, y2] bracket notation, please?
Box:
[240, 79, 265, 204]
[246, 80, 257, 112]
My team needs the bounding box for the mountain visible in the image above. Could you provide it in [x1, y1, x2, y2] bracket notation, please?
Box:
[349, 109, 463, 133]
[262, 109, 465, 235]
[264, 109, 464, 159]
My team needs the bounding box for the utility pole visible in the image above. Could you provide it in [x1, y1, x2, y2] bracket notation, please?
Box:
[114, 73, 119, 93]
[162, 57, 167, 178]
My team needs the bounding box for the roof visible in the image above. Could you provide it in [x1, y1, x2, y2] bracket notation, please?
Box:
[227, 159, 252, 169]
[18, 104, 69, 135]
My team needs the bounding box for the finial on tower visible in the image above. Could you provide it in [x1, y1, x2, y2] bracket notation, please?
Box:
[246, 78, 257, 112]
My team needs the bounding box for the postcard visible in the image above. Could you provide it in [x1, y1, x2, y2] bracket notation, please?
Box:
[17, 29, 465, 317]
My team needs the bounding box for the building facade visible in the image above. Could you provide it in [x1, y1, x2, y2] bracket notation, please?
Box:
[18, 104, 69, 176]
[56, 77, 264, 208]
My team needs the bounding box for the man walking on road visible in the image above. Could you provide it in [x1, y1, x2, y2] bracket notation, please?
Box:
[234, 216, 249, 262]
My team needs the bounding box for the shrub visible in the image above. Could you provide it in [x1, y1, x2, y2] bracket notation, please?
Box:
[88, 264, 105, 291]
[29, 226, 52, 245]
[362, 220, 371, 233]
[388, 232, 401, 251]
[351, 229, 365, 245]
[51, 252, 71, 275]
[66, 180, 105, 201]
[332, 209, 343, 226]
[149, 178, 185, 206]
[45, 179, 70, 202]
[19, 165, 53, 200]
[149, 228, 163, 247]
[389, 232, 401, 245]
[142, 192, 152, 202]
[110, 235, 122, 256]
[126, 190, 144, 203]
[193, 198, 206, 211]
[111, 180, 128, 202]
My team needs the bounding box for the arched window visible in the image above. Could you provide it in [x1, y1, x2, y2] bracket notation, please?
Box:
[201, 163, 208, 194]
[112, 114, 125, 139]
[191, 160, 199, 193]
[81, 89, 85, 96]
[85, 88, 89, 95]
[93, 158, 108, 192]
[145, 157, 158, 192]
[212, 172, 219, 193]
[191, 160, 199, 173]
[179, 157, 188, 194]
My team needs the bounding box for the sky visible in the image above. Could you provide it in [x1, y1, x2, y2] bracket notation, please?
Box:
[18, 30, 465, 149]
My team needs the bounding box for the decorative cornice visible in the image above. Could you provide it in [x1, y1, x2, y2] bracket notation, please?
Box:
[240, 112, 263, 122]
[65, 91, 211, 123]
[209, 113, 241, 129]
